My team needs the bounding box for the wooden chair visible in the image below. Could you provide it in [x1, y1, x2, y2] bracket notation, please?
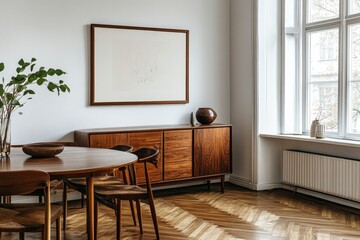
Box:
[62, 145, 136, 230]
[94, 147, 160, 240]
[0, 170, 62, 240]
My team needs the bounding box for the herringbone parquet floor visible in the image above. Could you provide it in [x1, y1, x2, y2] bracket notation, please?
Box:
[2, 184, 360, 239]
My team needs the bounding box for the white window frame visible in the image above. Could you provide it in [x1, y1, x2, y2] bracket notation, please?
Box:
[281, 0, 302, 134]
[345, 17, 360, 139]
[282, 0, 360, 140]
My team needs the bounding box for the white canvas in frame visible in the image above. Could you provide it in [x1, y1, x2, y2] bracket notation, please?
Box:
[91, 24, 189, 105]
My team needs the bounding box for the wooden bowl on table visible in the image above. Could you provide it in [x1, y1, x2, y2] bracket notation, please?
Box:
[22, 143, 64, 158]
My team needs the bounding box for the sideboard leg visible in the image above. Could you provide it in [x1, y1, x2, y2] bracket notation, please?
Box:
[221, 175, 225, 193]
[207, 180, 211, 191]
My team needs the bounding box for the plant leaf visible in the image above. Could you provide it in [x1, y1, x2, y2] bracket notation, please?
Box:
[6, 93, 13, 102]
[30, 63, 35, 72]
[18, 59, 25, 66]
[16, 85, 24, 92]
[60, 85, 66, 92]
[47, 82, 57, 92]
[37, 78, 46, 85]
[31, 58, 36, 62]
[55, 69, 65, 76]
[28, 74, 38, 83]
[23, 62, 30, 68]
[24, 89, 35, 95]
[48, 68, 56, 76]
[38, 70, 47, 78]
[13, 75, 26, 84]
[0, 63, 5, 72]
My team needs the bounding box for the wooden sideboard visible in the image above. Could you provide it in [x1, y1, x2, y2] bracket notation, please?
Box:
[74, 124, 232, 192]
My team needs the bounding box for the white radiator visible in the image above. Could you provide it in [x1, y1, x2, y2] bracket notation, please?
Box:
[283, 150, 360, 202]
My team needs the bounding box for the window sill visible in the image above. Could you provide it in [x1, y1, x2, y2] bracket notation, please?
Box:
[260, 134, 360, 148]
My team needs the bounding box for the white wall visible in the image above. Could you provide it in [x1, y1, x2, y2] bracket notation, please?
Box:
[256, 0, 282, 189]
[0, 0, 230, 144]
[229, 0, 255, 188]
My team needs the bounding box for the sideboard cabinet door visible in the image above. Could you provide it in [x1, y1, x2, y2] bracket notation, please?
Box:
[194, 127, 231, 176]
[164, 130, 193, 180]
[89, 133, 128, 148]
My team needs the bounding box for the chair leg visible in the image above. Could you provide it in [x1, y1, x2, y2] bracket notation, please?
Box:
[129, 200, 137, 226]
[62, 181, 68, 230]
[148, 198, 160, 239]
[39, 195, 43, 203]
[122, 167, 137, 226]
[56, 217, 61, 240]
[116, 200, 122, 240]
[221, 175, 225, 193]
[136, 199, 143, 234]
[94, 200, 98, 238]
[81, 193, 85, 208]
[207, 180, 211, 191]
[19, 232, 24, 240]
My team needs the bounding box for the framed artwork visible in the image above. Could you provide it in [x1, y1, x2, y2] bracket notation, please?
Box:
[90, 24, 189, 105]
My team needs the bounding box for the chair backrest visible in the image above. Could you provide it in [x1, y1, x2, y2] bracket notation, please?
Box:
[0, 170, 52, 239]
[111, 145, 133, 152]
[129, 148, 159, 190]
[0, 170, 50, 196]
[134, 148, 159, 167]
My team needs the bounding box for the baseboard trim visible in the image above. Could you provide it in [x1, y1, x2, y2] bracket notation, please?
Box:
[229, 175, 256, 190]
[282, 184, 360, 210]
[256, 182, 283, 191]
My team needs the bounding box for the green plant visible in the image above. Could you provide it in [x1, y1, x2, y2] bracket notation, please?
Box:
[0, 58, 70, 156]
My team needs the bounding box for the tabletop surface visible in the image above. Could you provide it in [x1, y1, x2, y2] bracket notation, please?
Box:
[0, 146, 138, 178]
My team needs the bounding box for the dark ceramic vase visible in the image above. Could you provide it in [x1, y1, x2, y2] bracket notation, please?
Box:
[195, 108, 217, 124]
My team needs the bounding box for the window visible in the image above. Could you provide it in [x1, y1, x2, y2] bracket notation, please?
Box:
[307, 28, 339, 132]
[282, 0, 360, 139]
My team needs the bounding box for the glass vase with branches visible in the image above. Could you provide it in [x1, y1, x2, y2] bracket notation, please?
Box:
[0, 58, 70, 156]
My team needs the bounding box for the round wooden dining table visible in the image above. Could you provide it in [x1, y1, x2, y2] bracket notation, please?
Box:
[0, 146, 138, 240]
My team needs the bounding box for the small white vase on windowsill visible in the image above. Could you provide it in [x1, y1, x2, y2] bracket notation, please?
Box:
[310, 119, 319, 138]
[315, 124, 326, 139]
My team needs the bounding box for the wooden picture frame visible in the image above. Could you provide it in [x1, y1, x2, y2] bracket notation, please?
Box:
[90, 24, 189, 105]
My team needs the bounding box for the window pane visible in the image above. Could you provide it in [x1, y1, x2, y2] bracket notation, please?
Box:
[307, 0, 339, 23]
[348, 82, 360, 133]
[349, 0, 360, 15]
[308, 83, 338, 131]
[348, 23, 360, 133]
[307, 29, 339, 131]
[285, 0, 297, 27]
[284, 34, 299, 133]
